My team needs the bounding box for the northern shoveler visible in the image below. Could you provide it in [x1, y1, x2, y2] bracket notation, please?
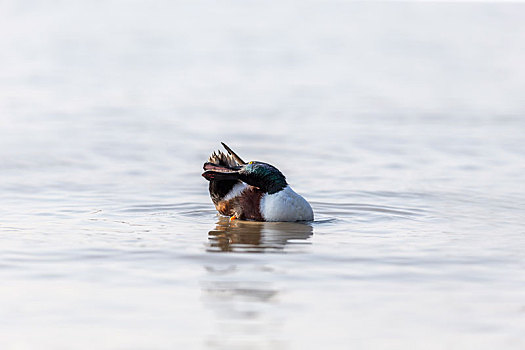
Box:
[202, 143, 314, 222]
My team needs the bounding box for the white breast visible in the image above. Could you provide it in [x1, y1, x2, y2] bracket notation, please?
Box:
[260, 186, 314, 222]
[223, 182, 248, 201]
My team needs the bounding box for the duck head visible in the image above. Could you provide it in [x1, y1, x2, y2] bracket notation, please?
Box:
[203, 145, 287, 195]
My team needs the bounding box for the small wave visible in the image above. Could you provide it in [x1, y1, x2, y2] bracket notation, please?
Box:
[311, 217, 339, 225]
[311, 201, 427, 220]
[120, 202, 209, 213]
[119, 200, 429, 224]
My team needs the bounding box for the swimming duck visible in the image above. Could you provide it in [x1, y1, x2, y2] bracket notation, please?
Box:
[202, 143, 314, 222]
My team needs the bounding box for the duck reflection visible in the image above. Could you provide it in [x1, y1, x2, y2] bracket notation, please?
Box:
[201, 268, 285, 348]
[207, 217, 313, 253]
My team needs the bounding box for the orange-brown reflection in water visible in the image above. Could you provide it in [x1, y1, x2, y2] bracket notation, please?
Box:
[207, 217, 313, 253]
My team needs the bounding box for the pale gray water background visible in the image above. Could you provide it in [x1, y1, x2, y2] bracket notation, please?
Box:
[1, 1, 525, 349]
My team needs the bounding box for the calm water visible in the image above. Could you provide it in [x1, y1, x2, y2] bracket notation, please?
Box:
[1, 1, 525, 349]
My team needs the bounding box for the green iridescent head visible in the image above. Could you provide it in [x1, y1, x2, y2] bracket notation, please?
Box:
[202, 143, 288, 195]
[239, 161, 287, 194]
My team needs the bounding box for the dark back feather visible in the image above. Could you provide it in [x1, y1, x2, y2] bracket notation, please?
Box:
[207, 150, 242, 205]
[207, 150, 240, 168]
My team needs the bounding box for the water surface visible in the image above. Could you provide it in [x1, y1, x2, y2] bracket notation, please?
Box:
[1, 1, 525, 349]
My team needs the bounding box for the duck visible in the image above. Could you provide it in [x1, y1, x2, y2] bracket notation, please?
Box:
[202, 143, 314, 222]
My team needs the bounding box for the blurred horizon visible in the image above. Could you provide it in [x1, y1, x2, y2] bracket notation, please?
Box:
[1, 1, 525, 119]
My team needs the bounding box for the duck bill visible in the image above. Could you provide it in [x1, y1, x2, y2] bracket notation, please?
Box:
[202, 162, 240, 181]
